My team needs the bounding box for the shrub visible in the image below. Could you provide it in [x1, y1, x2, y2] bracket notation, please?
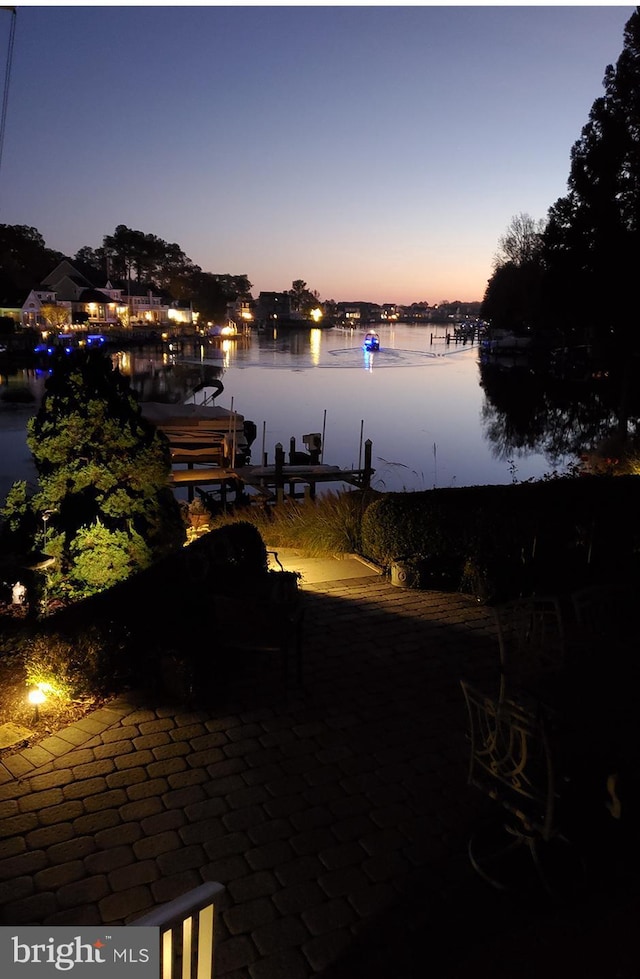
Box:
[361, 477, 640, 600]
[206, 520, 268, 571]
[361, 492, 471, 570]
[23, 623, 127, 699]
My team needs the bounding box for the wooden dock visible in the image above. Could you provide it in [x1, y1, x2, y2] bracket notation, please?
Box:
[170, 441, 374, 504]
[142, 401, 374, 504]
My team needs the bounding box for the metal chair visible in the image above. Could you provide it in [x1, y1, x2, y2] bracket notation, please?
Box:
[571, 582, 634, 642]
[460, 680, 582, 896]
[492, 595, 566, 700]
[213, 571, 304, 689]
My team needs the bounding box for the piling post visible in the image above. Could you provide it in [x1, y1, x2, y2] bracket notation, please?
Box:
[275, 442, 285, 501]
[289, 436, 296, 463]
[363, 439, 372, 489]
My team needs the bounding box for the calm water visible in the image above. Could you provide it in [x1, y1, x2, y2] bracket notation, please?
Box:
[0, 323, 573, 504]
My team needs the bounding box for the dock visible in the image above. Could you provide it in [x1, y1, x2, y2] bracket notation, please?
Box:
[170, 444, 374, 504]
[142, 400, 374, 504]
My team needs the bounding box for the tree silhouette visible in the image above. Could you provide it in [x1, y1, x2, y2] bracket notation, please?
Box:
[543, 8, 640, 343]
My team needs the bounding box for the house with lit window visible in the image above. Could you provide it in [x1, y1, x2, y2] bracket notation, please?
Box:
[335, 302, 382, 326]
[126, 286, 198, 331]
[22, 261, 125, 331]
[21, 261, 198, 334]
[21, 289, 68, 330]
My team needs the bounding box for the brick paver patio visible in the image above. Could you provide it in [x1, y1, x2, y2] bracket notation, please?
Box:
[2, 573, 636, 978]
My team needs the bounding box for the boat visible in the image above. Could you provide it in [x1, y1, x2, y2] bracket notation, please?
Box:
[363, 331, 380, 352]
[140, 401, 256, 468]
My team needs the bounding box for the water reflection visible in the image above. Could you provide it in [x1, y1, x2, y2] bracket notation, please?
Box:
[1, 325, 606, 495]
[478, 342, 640, 475]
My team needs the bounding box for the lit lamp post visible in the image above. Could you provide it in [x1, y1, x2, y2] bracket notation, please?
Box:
[42, 509, 53, 551]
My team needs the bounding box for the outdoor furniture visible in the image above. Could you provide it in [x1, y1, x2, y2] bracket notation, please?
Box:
[460, 680, 583, 896]
[571, 582, 635, 644]
[493, 595, 566, 700]
[213, 571, 304, 688]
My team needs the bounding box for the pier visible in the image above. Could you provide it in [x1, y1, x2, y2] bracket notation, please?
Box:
[142, 401, 375, 505]
[170, 439, 374, 505]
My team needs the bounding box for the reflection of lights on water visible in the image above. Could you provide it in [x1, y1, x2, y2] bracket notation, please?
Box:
[221, 340, 232, 368]
[310, 328, 321, 366]
[363, 350, 374, 372]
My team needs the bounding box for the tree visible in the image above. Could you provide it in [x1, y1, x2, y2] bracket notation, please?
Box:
[481, 213, 547, 333]
[481, 261, 545, 334]
[189, 271, 253, 322]
[41, 303, 71, 332]
[102, 225, 198, 291]
[289, 279, 321, 316]
[542, 8, 640, 342]
[25, 348, 185, 598]
[495, 213, 545, 268]
[0, 223, 64, 295]
[74, 245, 108, 281]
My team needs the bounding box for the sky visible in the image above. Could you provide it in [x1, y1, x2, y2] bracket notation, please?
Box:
[0, 4, 635, 305]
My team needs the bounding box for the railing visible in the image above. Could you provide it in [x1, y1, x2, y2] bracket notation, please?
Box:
[132, 882, 225, 979]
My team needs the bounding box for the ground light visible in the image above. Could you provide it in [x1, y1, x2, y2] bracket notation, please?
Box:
[27, 684, 46, 722]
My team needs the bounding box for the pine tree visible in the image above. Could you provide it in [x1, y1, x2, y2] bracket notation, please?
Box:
[543, 8, 640, 341]
[26, 348, 185, 597]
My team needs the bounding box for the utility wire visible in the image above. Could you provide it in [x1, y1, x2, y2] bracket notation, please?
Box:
[0, 7, 17, 216]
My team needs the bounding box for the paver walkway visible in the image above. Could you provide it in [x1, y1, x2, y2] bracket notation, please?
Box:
[1, 572, 637, 978]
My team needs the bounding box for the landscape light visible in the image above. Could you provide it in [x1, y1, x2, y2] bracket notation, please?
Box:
[27, 684, 46, 722]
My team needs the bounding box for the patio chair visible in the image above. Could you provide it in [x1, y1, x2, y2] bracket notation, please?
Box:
[493, 595, 566, 700]
[213, 570, 304, 689]
[460, 680, 582, 897]
[571, 582, 635, 642]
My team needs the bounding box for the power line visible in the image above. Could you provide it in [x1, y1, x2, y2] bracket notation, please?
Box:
[0, 6, 17, 215]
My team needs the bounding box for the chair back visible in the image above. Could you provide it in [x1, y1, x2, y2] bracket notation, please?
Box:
[461, 681, 556, 841]
[571, 582, 634, 640]
[493, 596, 565, 694]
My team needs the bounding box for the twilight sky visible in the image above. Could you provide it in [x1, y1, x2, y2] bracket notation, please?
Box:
[0, 4, 634, 304]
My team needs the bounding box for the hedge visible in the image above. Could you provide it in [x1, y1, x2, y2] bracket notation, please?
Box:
[360, 476, 640, 601]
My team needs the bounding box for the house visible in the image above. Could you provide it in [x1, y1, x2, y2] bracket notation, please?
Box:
[225, 297, 255, 331]
[335, 302, 382, 326]
[0, 287, 23, 325]
[21, 289, 67, 331]
[20, 261, 198, 334]
[255, 292, 295, 325]
[126, 286, 198, 332]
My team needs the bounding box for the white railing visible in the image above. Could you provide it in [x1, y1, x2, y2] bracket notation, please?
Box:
[133, 882, 225, 979]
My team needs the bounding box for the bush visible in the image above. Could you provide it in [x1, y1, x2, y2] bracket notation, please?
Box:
[360, 477, 640, 601]
[361, 492, 472, 570]
[23, 623, 128, 699]
[205, 520, 268, 571]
